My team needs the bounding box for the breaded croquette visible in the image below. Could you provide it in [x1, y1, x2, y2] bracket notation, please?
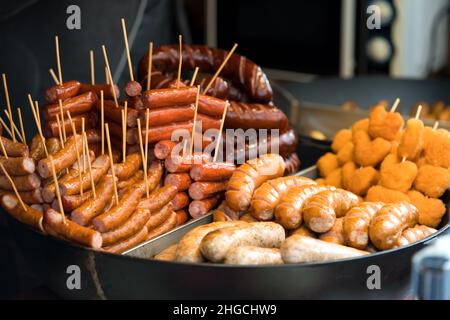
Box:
[352, 118, 369, 134]
[317, 152, 339, 177]
[368, 105, 404, 141]
[407, 190, 446, 228]
[331, 129, 352, 153]
[379, 157, 418, 193]
[398, 118, 424, 160]
[342, 162, 379, 196]
[414, 164, 450, 198]
[424, 129, 450, 168]
[325, 168, 342, 188]
[365, 185, 410, 203]
[336, 142, 354, 165]
[353, 130, 391, 167]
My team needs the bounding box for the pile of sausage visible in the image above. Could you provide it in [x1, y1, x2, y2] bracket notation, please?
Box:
[316, 103, 450, 229]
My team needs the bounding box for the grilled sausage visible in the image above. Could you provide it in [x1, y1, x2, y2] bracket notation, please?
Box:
[164, 173, 192, 192]
[138, 185, 178, 212]
[190, 162, 236, 181]
[171, 191, 190, 211]
[188, 181, 227, 200]
[147, 211, 177, 240]
[45, 80, 81, 103]
[0, 157, 35, 176]
[0, 173, 41, 191]
[103, 227, 148, 254]
[154, 244, 178, 261]
[101, 208, 150, 246]
[395, 225, 437, 247]
[43, 91, 97, 121]
[0, 136, 29, 157]
[188, 195, 220, 219]
[79, 83, 120, 100]
[1, 194, 44, 231]
[112, 153, 142, 180]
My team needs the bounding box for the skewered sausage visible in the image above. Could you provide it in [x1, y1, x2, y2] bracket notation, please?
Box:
[190, 162, 236, 182]
[146, 203, 173, 229]
[43, 91, 97, 121]
[0, 157, 35, 175]
[1, 194, 44, 231]
[112, 153, 142, 180]
[0, 173, 41, 191]
[0, 136, 29, 157]
[101, 208, 150, 246]
[79, 83, 120, 100]
[138, 185, 178, 212]
[45, 80, 81, 103]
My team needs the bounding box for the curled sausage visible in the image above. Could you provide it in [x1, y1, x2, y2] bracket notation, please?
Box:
[302, 189, 359, 233]
[118, 170, 144, 190]
[319, 217, 346, 245]
[43, 208, 102, 248]
[1, 194, 44, 231]
[200, 222, 285, 263]
[61, 190, 93, 212]
[145, 203, 173, 229]
[395, 225, 437, 247]
[250, 176, 316, 221]
[225, 154, 285, 212]
[147, 210, 177, 240]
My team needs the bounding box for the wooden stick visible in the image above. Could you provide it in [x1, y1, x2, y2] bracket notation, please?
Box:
[3, 110, 23, 142]
[144, 108, 149, 170]
[190, 86, 200, 156]
[0, 134, 8, 158]
[66, 111, 83, 196]
[17, 107, 26, 145]
[100, 90, 105, 155]
[390, 98, 400, 113]
[203, 43, 238, 94]
[101, 45, 118, 107]
[83, 131, 96, 199]
[401, 156, 406, 163]
[213, 100, 229, 162]
[105, 124, 119, 205]
[81, 117, 86, 173]
[27, 95, 48, 157]
[0, 163, 26, 211]
[0, 118, 15, 142]
[414, 105, 422, 120]
[137, 119, 149, 198]
[122, 102, 128, 162]
[90, 50, 95, 85]
[58, 99, 67, 141]
[146, 42, 153, 90]
[49, 68, 60, 85]
[433, 121, 439, 131]
[121, 18, 134, 81]
[55, 114, 65, 148]
[55, 36, 63, 85]
[105, 67, 110, 85]
[34, 100, 41, 128]
[190, 67, 199, 86]
[49, 155, 66, 223]
[2, 73, 15, 142]
[176, 35, 183, 89]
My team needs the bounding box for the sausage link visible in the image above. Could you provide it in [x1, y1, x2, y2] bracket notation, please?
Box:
[112, 153, 142, 180]
[61, 190, 93, 211]
[138, 185, 177, 212]
[140, 104, 195, 127]
[190, 162, 236, 181]
[289, 225, 316, 238]
[188, 181, 227, 200]
[164, 173, 192, 192]
[369, 202, 419, 250]
[93, 100, 138, 127]
[165, 153, 210, 173]
[0, 173, 41, 191]
[1, 194, 44, 231]
[171, 191, 190, 210]
[118, 170, 144, 190]
[175, 209, 188, 226]
[79, 83, 120, 100]
[154, 140, 178, 160]
[224, 246, 283, 265]
[343, 202, 384, 250]
[104, 226, 148, 254]
[142, 86, 197, 109]
[124, 80, 142, 97]
[302, 189, 360, 233]
[250, 176, 316, 221]
[189, 195, 220, 219]
[395, 225, 437, 247]
[145, 203, 173, 229]
[101, 208, 150, 246]
[239, 213, 257, 222]
[147, 211, 177, 240]
[42, 169, 78, 203]
[45, 113, 97, 138]
[45, 80, 81, 103]
[0, 136, 29, 157]
[225, 154, 285, 212]
[318, 217, 346, 245]
[0, 157, 35, 176]
[200, 222, 285, 262]
[43, 91, 97, 121]
[139, 121, 193, 144]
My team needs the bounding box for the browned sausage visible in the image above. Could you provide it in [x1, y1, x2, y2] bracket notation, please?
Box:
[165, 153, 210, 173]
[43, 91, 97, 121]
[70, 175, 115, 226]
[43, 208, 102, 248]
[0, 136, 29, 157]
[93, 100, 138, 127]
[1, 189, 43, 205]
[225, 102, 289, 131]
[37, 135, 84, 178]
[171, 191, 190, 210]
[197, 94, 228, 117]
[140, 104, 195, 127]
[124, 80, 142, 97]
[45, 112, 98, 138]
[145, 203, 173, 229]
[103, 226, 148, 254]
[101, 208, 150, 246]
[29, 135, 46, 162]
[188, 181, 227, 200]
[42, 169, 79, 203]
[175, 209, 188, 226]
[142, 86, 197, 109]
[61, 190, 93, 211]
[138, 121, 193, 144]
[0, 173, 41, 191]
[189, 195, 220, 219]
[213, 200, 240, 221]
[154, 140, 178, 160]
[147, 211, 177, 240]
[164, 173, 192, 192]
[138, 185, 178, 212]
[0, 157, 35, 175]
[79, 83, 120, 100]
[190, 162, 236, 181]
[1, 194, 44, 231]
[117, 170, 144, 190]
[45, 80, 81, 103]
[112, 153, 142, 180]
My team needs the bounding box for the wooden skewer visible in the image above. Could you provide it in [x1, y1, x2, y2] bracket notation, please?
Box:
[190, 86, 200, 156]
[3, 110, 23, 142]
[58, 99, 67, 141]
[49, 68, 60, 85]
[83, 131, 96, 199]
[49, 155, 66, 223]
[144, 108, 150, 170]
[213, 100, 229, 162]
[390, 98, 400, 113]
[100, 90, 105, 155]
[34, 100, 41, 128]
[105, 124, 119, 205]
[101, 45, 118, 107]
[55, 114, 65, 148]
[66, 111, 83, 196]
[105, 67, 110, 85]
[176, 35, 183, 89]
[90, 50, 95, 85]
[0, 118, 15, 142]
[0, 163, 26, 211]
[433, 121, 439, 131]
[146, 42, 153, 90]
[2, 73, 16, 142]
[189, 67, 199, 86]
[121, 18, 134, 81]
[203, 43, 238, 94]
[81, 117, 86, 173]
[122, 102, 128, 162]
[27, 95, 48, 157]
[17, 107, 26, 145]
[401, 156, 406, 163]
[137, 119, 149, 198]
[55, 36, 63, 85]
[414, 105, 422, 120]
[0, 134, 8, 158]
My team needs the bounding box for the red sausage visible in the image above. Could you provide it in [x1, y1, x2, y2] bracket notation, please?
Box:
[93, 100, 139, 127]
[45, 80, 81, 103]
[188, 195, 220, 219]
[154, 140, 178, 160]
[175, 209, 188, 226]
[124, 81, 142, 97]
[171, 192, 190, 211]
[45, 112, 98, 138]
[165, 153, 210, 173]
[188, 181, 227, 200]
[140, 104, 195, 127]
[101, 208, 150, 246]
[164, 173, 192, 192]
[43, 91, 98, 121]
[190, 162, 236, 181]
[139, 121, 193, 144]
[103, 226, 148, 254]
[142, 86, 197, 109]
[79, 83, 120, 100]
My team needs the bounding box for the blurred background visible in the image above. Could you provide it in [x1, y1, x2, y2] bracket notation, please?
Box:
[0, 0, 450, 298]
